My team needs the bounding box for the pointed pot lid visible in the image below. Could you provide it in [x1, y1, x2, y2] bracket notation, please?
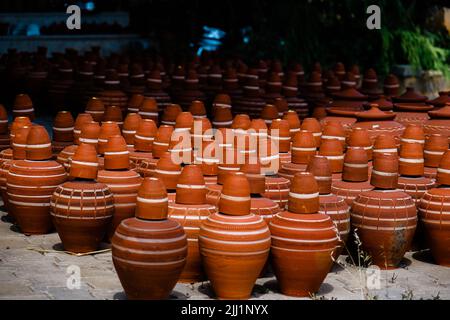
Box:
[392, 87, 428, 103]
[356, 104, 396, 121]
[363, 95, 393, 111]
[428, 91, 450, 108]
[332, 87, 368, 101]
[135, 177, 168, 220]
[428, 103, 450, 119]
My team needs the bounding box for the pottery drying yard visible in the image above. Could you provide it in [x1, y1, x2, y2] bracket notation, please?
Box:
[1, 206, 449, 300]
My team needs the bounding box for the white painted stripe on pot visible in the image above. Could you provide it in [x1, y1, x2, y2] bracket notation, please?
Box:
[323, 154, 344, 160]
[322, 135, 345, 141]
[220, 194, 251, 202]
[73, 129, 81, 134]
[138, 111, 159, 117]
[153, 141, 169, 146]
[424, 150, 445, 155]
[289, 191, 319, 199]
[195, 157, 219, 163]
[116, 232, 186, 244]
[7, 193, 52, 199]
[104, 150, 130, 155]
[111, 193, 138, 198]
[348, 146, 372, 150]
[51, 212, 112, 218]
[86, 110, 104, 114]
[15, 162, 64, 170]
[399, 158, 424, 163]
[320, 210, 350, 216]
[260, 154, 280, 161]
[276, 215, 330, 223]
[218, 166, 240, 171]
[97, 174, 140, 180]
[154, 169, 181, 175]
[371, 170, 397, 176]
[292, 147, 316, 152]
[104, 183, 141, 188]
[437, 168, 450, 174]
[290, 128, 301, 133]
[271, 235, 338, 243]
[202, 225, 269, 236]
[128, 108, 139, 112]
[137, 196, 168, 203]
[176, 184, 206, 189]
[270, 223, 336, 232]
[122, 130, 136, 134]
[401, 138, 425, 144]
[271, 246, 334, 253]
[315, 176, 332, 181]
[212, 120, 233, 125]
[113, 242, 188, 255]
[351, 213, 417, 221]
[200, 247, 270, 256]
[168, 214, 211, 220]
[79, 138, 98, 144]
[14, 108, 34, 113]
[418, 207, 450, 215]
[7, 183, 59, 189]
[344, 163, 368, 168]
[113, 203, 136, 208]
[12, 143, 27, 148]
[213, 103, 232, 108]
[352, 223, 416, 231]
[384, 84, 399, 88]
[373, 148, 398, 153]
[70, 160, 98, 167]
[312, 132, 322, 137]
[147, 78, 162, 83]
[57, 186, 111, 194]
[264, 188, 290, 193]
[104, 80, 120, 84]
[9, 200, 50, 207]
[161, 121, 175, 125]
[421, 218, 450, 225]
[53, 127, 74, 131]
[7, 172, 66, 178]
[269, 135, 291, 141]
[199, 235, 271, 246]
[50, 193, 111, 200]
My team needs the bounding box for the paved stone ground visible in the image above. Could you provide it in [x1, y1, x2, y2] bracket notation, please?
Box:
[0, 208, 449, 300]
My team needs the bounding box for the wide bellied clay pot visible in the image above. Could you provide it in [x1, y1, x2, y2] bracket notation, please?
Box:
[51, 144, 114, 253]
[144, 69, 171, 112]
[7, 125, 67, 234]
[127, 93, 145, 113]
[419, 155, 450, 266]
[279, 130, 315, 181]
[270, 172, 339, 296]
[73, 113, 94, 144]
[199, 172, 271, 299]
[98, 121, 121, 155]
[112, 177, 188, 299]
[397, 176, 435, 206]
[13, 93, 35, 120]
[161, 103, 182, 126]
[85, 97, 105, 122]
[351, 153, 417, 268]
[97, 135, 142, 241]
[103, 105, 124, 128]
[130, 119, 157, 165]
[52, 111, 74, 153]
[424, 134, 448, 168]
[168, 165, 216, 282]
[138, 97, 159, 123]
[122, 113, 142, 148]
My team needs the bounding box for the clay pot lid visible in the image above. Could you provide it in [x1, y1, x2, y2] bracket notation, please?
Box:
[274, 98, 289, 115]
[240, 160, 266, 194]
[219, 172, 251, 216]
[373, 134, 398, 152]
[232, 114, 251, 131]
[334, 62, 346, 76]
[384, 74, 399, 88]
[428, 103, 450, 119]
[136, 177, 168, 220]
[306, 155, 332, 194]
[139, 97, 158, 114]
[340, 72, 357, 89]
[128, 94, 145, 110]
[288, 171, 319, 214]
[69, 143, 98, 179]
[332, 87, 368, 101]
[213, 93, 232, 109]
[364, 95, 393, 111]
[155, 152, 182, 189]
[394, 102, 433, 112]
[175, 112, 194, 131]
[25, 125, 52, 160]
[162, 104, 183, 123]
[175, 165, 206, 205]
[392, 87, 428, 103]
[326, 75, 341, 91]
[86, 97, 105, 112]
[103, 106, 123, 123]
[79, 121, 100, 145]
[14, 93, 33, 108]
[53, 111, 74, 128]
[134, 119, 157, 152]
[428, 92, 450, 108]
[189, 101, 207, 118]
[401, 124, 425, 143]
[307, 71, 322, 86]
[104, 135, 130, 170]
[325, 107, 358, 118]
[261, 104, 279, 123]
[356, 104, 396, 121]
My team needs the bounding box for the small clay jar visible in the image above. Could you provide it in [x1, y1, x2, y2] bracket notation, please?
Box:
[274, 98, 289, 117]
[318, 138, 344, 173]
[232, 114, 251, 137]
[383, 74, 400, 97]
[175, 112, 194, 133]
[291, 130, 317, 165]
[199, 172, 271, 299]
[127, 93, 145, 113]
[301, 118, 322, 146]
[85, 97, 105, 122]
[189, 100, 207, 119]
[26, 125, 53, 160]
[270, 119, 291, 154]
[122, 113, 142, 147]
[13, 93, 35, 120]
[153, 125, 174, 159]
[351, 190, 417, 269]
[103, 106, 124, 127]
[346, 128, 373, 161]
[373, 134, 398, 156]
[307, 155, 332, 194]
[139, 97, 159, 123]
[195, 140, 218, 177]
[424, 134, 448, 168]
[69, 143, 99, 180]
[131, 119, 157, 164]
[216, 148, 241, 186]
[168, 130, 193, 165]
[112, 177, 188, 299]
[98, 121, 121, 155]
[321, 121, 346, 148]
[342, 147, 369, 182]
[370, 153, 399, 189]
[401, 124, 425, 145]
[436, 151, 450, 185]
[212, 106, 233, 128]
[161, 103, 182, 126]
[79, 121, 100, 150]
[169, 165, 216, 282]
[190, 118, 213, 148]
[399, 142, 424, 176]
[154, 152, 182, 193]
[282, 110, 301, 138]
[104, 135, 130, 170]
[53, 111, 75, 142]
[261, 104, 279, 125]
[11, 125, 31, 160]
[212, 93, 232, 116]
[73, 113, 94, 144]
[269, 172, 338, 297]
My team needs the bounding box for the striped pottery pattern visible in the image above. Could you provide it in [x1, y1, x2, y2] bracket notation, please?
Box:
[263, 176, 290, 209]
[396, 176, 436, 206]
[331, 180, 374, 206]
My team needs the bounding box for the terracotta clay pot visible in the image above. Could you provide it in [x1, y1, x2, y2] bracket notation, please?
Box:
[56, 145, 77, 171]
[69, 143, 98, 180]
[103, 106, 124, 127]
[321, 121, 346, 148]
[351, 190, 417, 269]
[130, 119, 157, 165]
[144, 69, 172, 112]
[122, 113, 142, 147]
[73, 113, 94, 145]
[53, 111, 75, 143]
[397, 176, 435, 206]
[10, 116, 31, 142]
[342, 147, 369, 182]
[269, 172, 338, 297]
[261, 104, 279, 125]
[419, 187, 450, 266]
[401, 124, 425, 145]
[154, 152, 182, 191]
[383, 74, 400, 97]
[7, 159, 67, 235]
[212, 93, 232, 116]
[189, 100, 207, 119]
[399, 142, 424, 176]
[288, 172, 320, 214]
[347, 128, 373, 161]
[199, 172, 271, 299]
[318, 138, 344, 173]
[13, 93, 35, 120]
[98, 121, 121, 155]
[436, 151, 450, 185]
[0, 104, 10, 135]
[153, 125, 174, 159]
[371, 152, 399, 189]
[26, 125, 53, 161]
[138, 97, 159, 122]
[301, 118, 322, 146]
[161, 104, 182, 126]
[274, 98, 289, 117]
[79, 121, 100, 150]
[212, 106, 233, 128]
[11, 125, 31, 160]
[282, 110, 301, 138]
[103, 135, 130, 170]
[424, 134, 448, 168]
[262, 176, 290, 209]
[306, 155, 332, 194]
[428, 91, 450, 109]
[291, 130, 317, 165]
[127, 94, 145, 113]
[373, 134, 398, 156]
[85, 97, 105, 122]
